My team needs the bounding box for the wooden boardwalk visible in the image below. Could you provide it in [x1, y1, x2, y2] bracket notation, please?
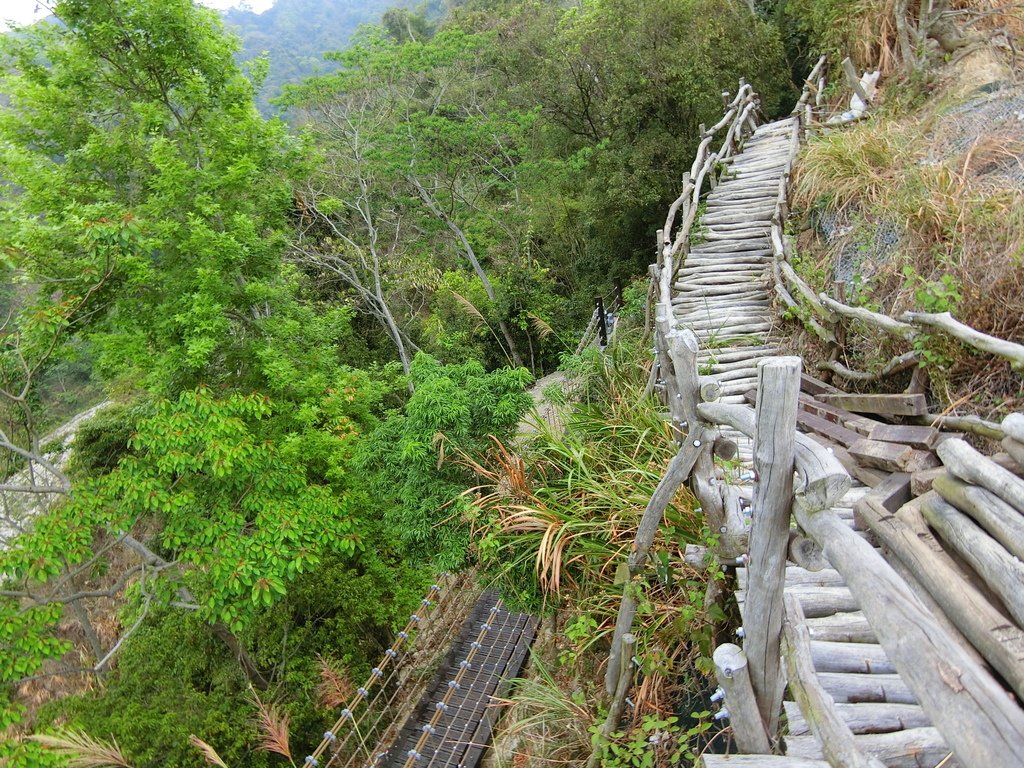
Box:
[378, 591, 536, 768]
[660, 96, 1024, 766]
[673, 114, 948, 766]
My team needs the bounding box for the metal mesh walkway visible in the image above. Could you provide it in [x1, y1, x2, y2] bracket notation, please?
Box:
[378, 591, 536, 768]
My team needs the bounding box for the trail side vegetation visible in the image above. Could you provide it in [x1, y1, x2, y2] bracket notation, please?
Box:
[0, 0, 1019, 766]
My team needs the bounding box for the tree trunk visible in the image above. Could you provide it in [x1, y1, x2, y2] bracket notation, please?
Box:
[211, 622, 270, 690]
[409, 176, 524, 367]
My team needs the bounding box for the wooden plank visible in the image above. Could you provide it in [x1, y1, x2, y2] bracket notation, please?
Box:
[818, 392, 927, 417]
[866, 423, 939, 450]
[797, 410, 863, 448]
[798, 394, 880, 435]
[800, 373, 841, 397]
[849, 438, 938, 473]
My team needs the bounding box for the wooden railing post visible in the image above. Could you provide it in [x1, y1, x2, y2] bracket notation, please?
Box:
[713, 643, 771, 754]
[744, 356, 802, 741]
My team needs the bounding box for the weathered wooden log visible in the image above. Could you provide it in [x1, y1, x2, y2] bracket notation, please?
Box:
[713, 643, 771, 754]
[932, 472, 1024, 561]
[719, 482, 749, 560]
[604, 430, 705, 694]
[818, 294, 916, 340]
[787, 586, 859, 618]
[910, 411, 1004, 440]
[787, 531, 829, 572]
[902, 310, 1024, 369]
[808, 641, 895, 674]
[784, 701, 930, 736]
[700, 757, 829, 768]
[937, 438, 1024, 514]
[785, 728, 950, 768]
[697, 402, 850, 512]
[587, 633, 635, 768]
[861, 496, 1024, 698]
[745, 357, 802, 738]
[1003, 437, 1024, 469]
[736, 566, 844, 590]
[781, 594, 887, 768]
[796, 499, 1024, 766]
[817, 672, 915, 703]
[817, 351, 920, 384]
[1003, 413, 1024, 443]
[920, 493, 1024, 628]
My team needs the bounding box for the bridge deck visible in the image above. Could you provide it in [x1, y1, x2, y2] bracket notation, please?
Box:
[379, 591, 536, 768]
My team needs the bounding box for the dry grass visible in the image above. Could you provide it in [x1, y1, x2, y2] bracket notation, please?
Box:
[791, 88, 1024, 415]
[29, 728, 134, 767]
[315, 655, 355, 710]
[247, 688, 293, 761]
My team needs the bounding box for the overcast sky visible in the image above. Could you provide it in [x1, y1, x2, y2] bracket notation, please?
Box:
[1, 1, 277, 32]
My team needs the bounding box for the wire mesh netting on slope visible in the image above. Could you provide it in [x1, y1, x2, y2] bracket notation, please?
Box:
[812, 85, 1024, 286]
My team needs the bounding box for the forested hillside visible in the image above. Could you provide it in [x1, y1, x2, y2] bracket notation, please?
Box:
[223, 0, 437, 113]
[1, 0, 1018, 765]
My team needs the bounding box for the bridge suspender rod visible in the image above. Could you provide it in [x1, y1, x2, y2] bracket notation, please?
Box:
[304, 580, 447, 767]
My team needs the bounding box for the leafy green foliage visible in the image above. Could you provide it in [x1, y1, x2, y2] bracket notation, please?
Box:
[359, 354, 531, 567]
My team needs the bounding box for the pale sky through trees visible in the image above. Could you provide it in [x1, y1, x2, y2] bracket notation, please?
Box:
[0, 0, 277, 31]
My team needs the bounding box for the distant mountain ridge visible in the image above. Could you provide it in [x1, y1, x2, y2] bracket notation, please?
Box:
[222, 0, 414, 113]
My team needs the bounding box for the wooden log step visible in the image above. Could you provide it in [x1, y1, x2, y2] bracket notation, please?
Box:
[700, 756, 830, 768]
[690, 244, 773, 256]
[702, 231, 772, 242]
[676, 271, 766, 283]
[677, 272, 768, 286]
[705, 356, 778, 375]
[818, 393, 928, 417]
[704, 204, 776, 215]
[679, 258, 769, 271]
[809, 641, 895, 674]
[787, 586, 860, 618]
[805, 611, 876, 643]
[817, 672, 917, 704]
[697, 343, 778, 359]
[786, 728, 950, 768]
[672, 283, 767, 297]
[784, 701, 931, 736]
[713, 367, 762, 383]
[737, 566, 844, 590]
[702, 212, 774, 225]
[686, 315, 772, 330]
[799, 395, 882, 435]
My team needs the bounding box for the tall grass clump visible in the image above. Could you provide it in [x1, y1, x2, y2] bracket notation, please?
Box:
[467, 327, 724, 765]
[791, 101, 1024, 415]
